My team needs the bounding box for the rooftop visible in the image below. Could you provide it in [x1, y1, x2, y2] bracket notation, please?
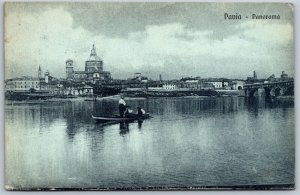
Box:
[5, 76, 41, 81]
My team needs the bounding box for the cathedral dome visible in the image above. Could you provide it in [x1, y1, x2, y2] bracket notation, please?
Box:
[87, 44, 102, 61]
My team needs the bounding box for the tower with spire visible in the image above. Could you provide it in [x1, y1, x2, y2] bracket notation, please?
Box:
[38, 66, 42, 79]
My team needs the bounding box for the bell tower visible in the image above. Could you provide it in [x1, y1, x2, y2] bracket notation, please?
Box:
[44, 70, 50, 83]
[66, 59, 74, 79]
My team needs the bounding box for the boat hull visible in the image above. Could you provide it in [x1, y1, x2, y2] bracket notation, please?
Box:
[92, 113, 150, 122]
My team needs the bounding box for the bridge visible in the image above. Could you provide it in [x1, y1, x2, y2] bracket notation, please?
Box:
[244, 80, 294, 98]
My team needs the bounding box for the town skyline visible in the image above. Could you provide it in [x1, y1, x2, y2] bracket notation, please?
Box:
[5, 3, 294, 80]
[5, 44, 292, 82]
[12, 63, 291, 82]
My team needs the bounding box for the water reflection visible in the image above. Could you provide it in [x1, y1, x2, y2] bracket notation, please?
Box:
[119, 122, 130, 136]
[5, 96, 294, 188]
[118, 120, 144, 136]
[137, 120, 143, 130]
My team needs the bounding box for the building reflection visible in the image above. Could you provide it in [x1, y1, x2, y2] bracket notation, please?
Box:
[66, 116, 77, 141]
[245, 97, 261, 118]
[23, 96, 293, 143]
[86, 123, 105, 152]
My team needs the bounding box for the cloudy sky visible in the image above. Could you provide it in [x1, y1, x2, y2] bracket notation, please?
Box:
[5, 2, 294, 80]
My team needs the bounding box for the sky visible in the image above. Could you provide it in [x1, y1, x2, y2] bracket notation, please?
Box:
[4, 2, 294, 80]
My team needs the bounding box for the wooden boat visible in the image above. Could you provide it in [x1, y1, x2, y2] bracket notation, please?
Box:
[92, 113, 150, 122]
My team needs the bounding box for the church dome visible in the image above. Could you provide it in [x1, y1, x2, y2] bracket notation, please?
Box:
[87, 44, 102, 61]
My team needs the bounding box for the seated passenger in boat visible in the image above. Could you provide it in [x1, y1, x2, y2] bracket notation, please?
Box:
[137, 107, 146, 116]
[124, 106, 133, 117]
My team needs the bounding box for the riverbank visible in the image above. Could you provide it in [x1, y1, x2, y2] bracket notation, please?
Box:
[216, 89, 245, 96]
[122, 89, 220, 97]
[5, 93, 294, 106]
[4, 95, 118, 105]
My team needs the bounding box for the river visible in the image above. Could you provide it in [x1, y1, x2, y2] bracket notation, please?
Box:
[5, 96, 294, 189]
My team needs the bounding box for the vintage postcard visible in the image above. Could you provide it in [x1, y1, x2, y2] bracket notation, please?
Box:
[4, 2, 294, 190]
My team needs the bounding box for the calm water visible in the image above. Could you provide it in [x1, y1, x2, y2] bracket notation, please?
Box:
[5, 96, 294, 189]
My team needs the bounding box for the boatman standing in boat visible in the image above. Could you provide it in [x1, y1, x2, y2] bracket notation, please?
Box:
[119, 95, 127, 117]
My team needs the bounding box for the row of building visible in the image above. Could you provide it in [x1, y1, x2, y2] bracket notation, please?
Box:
[158, 70, 291, 91]
[4, 75, 94, 97]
